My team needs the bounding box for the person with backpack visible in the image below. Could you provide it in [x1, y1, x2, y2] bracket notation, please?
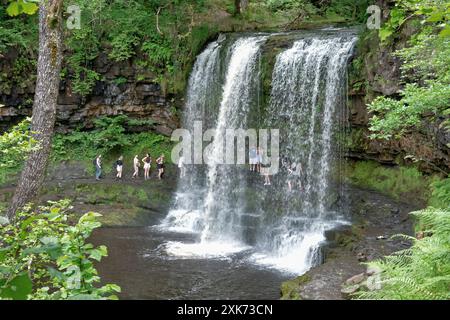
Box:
[94, 155, 102, 181]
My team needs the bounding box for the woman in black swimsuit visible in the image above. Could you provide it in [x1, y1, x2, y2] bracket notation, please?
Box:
[156, 154, 165, 180]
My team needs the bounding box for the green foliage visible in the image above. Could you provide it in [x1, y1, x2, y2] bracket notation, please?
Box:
[61, 0, 209, 96]
[0, 5, 38, 94]
[379, 0, 449, 44]
[51, 115, 173, 166]
[368, 81, 450, 140]
[395, 28, 450, 83]
[0, 200, 120, 300]
[0, 118, 38, 184]
[5, 0, 38, 17]
[368, 0, 450, 141]
[379, 7, 406, 42]
[326, 0, 374, 23]
[347, 161, 431, 203]
[353, 207, 450, 300]
[429, 178, 450, 209]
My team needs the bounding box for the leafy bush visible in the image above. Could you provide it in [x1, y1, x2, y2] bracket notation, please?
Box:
[353, 207, 450, 300]
[0, 200, 120, 300]
[368, 0, 450, 140]
[0, 118, 38, 184]
[51, 115, 174, 166]
[368, 81, 450, 140]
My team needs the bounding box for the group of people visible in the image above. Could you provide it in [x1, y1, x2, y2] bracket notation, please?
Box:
[248, 147, 306, 191]
[94, 153, 166, 181]
[93, 149, 305, 191]
[248, 147, 272, 186]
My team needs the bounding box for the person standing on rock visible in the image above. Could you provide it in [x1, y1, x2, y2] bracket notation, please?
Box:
[260, 148, 271, 186]
[178, 154, 185, 178]
[249, 146, 257, 172]
[115, 155, 124, 180]
[142, 153, 152, 180]
[132, 155, 140, 179]
[256, 147, 262, 173]
[156, 154, 165, 180]
[295, 162, 304, 191]
[287, 162, 296, 192]
[95, 155, 102, 181]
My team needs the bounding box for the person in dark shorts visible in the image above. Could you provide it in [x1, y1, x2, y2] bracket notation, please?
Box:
[156, 154, 165, 180]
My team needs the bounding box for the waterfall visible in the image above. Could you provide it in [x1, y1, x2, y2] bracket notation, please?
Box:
[254, 36, 357, 273]
[160, 40, 223, 234]
[160, 30, 357, 274]
[201, 36, 267, 243]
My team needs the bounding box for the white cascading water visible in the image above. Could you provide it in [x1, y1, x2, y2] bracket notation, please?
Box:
[160, 30, 357, 273]
[160, 40, 222, 234]
[162, 36, 267, 258]
[252, 36, 357, 273]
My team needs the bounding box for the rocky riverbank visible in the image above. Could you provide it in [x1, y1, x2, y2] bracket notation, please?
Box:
[0, 161, 178, 226]
[281, 185, 416, 300]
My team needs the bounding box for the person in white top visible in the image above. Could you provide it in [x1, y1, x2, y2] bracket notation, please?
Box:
[132, 155, 140, 179]
[95, 155, 102, 181]
[178, 155, 186, 178]
[142, 153, 152, 180]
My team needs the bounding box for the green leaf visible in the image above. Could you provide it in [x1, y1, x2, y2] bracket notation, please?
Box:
[0, 247, 11, 262]
[0, 266, 12, 275]
[89, 246, 107, 261]
[379, 28, 393, 42]
[439, 25, 450, 38]
[6, 2, 20, 17]
[427, 12, 444, 23]
[20, 0, 38, 15]
[0, 272, 33, 300]
[47, 267, 64, 281]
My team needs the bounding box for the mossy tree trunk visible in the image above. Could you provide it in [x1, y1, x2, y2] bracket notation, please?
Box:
[7, 0, 64, 220]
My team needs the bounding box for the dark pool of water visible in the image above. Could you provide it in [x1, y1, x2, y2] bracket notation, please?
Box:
[90, 226, 291, 300]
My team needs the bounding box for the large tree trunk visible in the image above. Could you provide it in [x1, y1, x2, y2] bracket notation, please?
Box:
[7, 0, 64, 220]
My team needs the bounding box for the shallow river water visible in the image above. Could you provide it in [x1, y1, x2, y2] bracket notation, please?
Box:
[90, 225, 291, 300]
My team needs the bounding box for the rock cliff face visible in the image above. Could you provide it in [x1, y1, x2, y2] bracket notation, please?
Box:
[1, 12, 448, 172]
[346, 4, 450, 173]
[0, 51, 179, 136]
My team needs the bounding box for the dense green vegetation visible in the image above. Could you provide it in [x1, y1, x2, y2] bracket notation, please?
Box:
[0, 0, 374, 98]
[51, 115, 174, 168]
[354, 0, 450, 297]
[0, 118, 37, 184]
[0, 200, 120, 300]
[346, 161, 435, 205]
[367, 0, 450, 141]
[0, 115, 173, 184]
